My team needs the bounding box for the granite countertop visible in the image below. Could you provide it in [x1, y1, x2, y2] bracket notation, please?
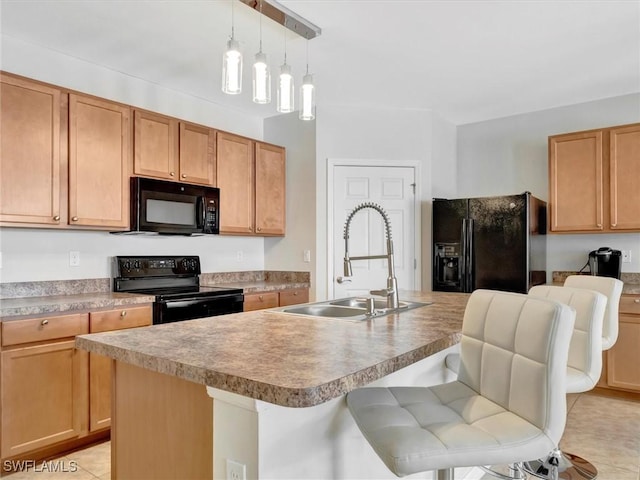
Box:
[200, 271, 311, 293]
[552, 271, 640, 295]
[76, 291, 468, 408]
[0, 292, 155, 320]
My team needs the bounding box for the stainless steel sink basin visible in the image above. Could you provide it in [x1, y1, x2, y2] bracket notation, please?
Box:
[330, 298, 412, 310]
[282, 304, 367, 318]
[280, 297, 431, 321]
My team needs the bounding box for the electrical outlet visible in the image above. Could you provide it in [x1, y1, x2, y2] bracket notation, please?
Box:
[226, 459, 246, 480]
[622, 250, 632, 263]
[69, 251, 80, 267]
[303, 249, 311, 263]
[236, 251, 244, 262]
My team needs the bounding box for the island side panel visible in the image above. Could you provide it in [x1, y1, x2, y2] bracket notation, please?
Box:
[112, 360, 213, 479]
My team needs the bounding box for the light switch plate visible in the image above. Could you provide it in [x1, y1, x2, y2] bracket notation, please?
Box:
[621, 250, 632, 263]
[69, 251, 80, 267]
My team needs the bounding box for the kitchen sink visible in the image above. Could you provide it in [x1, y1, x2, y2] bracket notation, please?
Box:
[280, 297, 431, 321]
[330, 298, 413, 310]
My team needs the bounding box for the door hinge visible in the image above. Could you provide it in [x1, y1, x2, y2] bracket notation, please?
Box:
[410, 183, 416, 194]
[414, 258, 417, 270]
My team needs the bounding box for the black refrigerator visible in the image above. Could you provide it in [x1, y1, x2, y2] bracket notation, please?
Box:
[432, 192, 547, 294]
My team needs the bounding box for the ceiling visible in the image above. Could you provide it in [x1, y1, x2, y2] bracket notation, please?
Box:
[1, 0, 639, 125]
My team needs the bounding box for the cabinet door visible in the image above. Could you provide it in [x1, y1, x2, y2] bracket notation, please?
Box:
[609, 124, 640, 231]
[1, 340, 88, 457]
[255, 142, 286, 236]
[549, 131, 604, 232]
[0, 74, 62, 225]
[89, 306, 152, 431]
[133, 110, 179, 180]
[217, 132, 254, 234]
[606, 314, 640, 392]
[179, 122, 216, 186]
[69, 94, 131, 229]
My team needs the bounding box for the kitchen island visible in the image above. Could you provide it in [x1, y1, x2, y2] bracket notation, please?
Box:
[76, 291, 468, 479]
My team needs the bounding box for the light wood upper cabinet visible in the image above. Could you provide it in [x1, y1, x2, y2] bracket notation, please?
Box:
[0, 74, 62, 225]
[549, 123, 640, 233]
[216, 131, 255, 234]
[255, 142, 286, 236]
[216, 132, 286, 236]
[179, 122, 216, 185]
[134, 110, 215, 186]
[609, 124, 640, 231]
[69, 94, 131, 229]
[134, 110, 179, 180]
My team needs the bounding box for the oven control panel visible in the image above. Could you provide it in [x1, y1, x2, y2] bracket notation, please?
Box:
[115, 256, 201, 278]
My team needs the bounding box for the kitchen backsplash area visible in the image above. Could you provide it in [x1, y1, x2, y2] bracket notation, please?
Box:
[552, 271, 640, 294]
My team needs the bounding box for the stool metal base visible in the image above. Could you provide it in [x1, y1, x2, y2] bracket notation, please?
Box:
[524, 448, 597, 480]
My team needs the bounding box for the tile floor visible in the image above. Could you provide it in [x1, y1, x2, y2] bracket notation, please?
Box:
[4, 392, 640, 479]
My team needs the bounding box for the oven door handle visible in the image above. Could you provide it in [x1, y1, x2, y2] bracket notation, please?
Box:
[162, 299, 209, 309]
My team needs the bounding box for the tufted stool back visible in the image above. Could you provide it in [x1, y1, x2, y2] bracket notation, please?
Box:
[564, 275, 623, 350]
[528, 285, 606, 393]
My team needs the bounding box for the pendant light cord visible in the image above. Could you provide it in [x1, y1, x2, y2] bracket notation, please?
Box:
[259, 0, 263, 52]
[231, 0, 235, 39]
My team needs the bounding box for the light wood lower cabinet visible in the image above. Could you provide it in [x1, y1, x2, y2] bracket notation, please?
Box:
[0, 305, 152, 467]
[89, 305, 152, 431]
[1, 314, 89, 458]
[243, 288, 309, 312]
[597, 294, 640, 396]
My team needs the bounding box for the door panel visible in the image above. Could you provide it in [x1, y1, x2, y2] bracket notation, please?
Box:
[333, 165, 415, 299]
[469, 194, 527, 293]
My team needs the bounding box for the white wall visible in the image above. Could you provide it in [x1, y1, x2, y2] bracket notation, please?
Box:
[314, 105, 457, 300]
[457, 93, 640, 277]
[0, 35, 267, 283]
[263, 113, 317, 299]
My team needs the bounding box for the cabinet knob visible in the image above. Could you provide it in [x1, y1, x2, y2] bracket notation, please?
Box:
[597, 223, 602, 227]
[121, 310, 127, 317]
[635, 299, 640, 304]
[293, 292, 298, 296]
[53, 215, 60, 221]
[41, 319, 49, 326]
[257, 227, 262, 232]
[181, 174, 187, 179]
[612, 223, 617, 227]
[259, 295, 263, 301]
[72, 216, 79, 222]
[170, 172, 175, 177]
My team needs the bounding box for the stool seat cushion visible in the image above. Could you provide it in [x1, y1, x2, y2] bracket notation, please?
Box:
[347, 381, 556, 476]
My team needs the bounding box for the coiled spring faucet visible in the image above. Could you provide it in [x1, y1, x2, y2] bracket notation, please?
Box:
[339, 202, 399, 309]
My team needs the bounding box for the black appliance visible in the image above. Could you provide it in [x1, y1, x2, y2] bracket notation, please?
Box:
[120, 177, 220, 235]
[113, 256, 243, 324]
[587, 247, 622, 279]
[433, 192, 547, 293]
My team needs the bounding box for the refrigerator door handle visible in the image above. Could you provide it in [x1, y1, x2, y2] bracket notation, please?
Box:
[461, 219, 468, 292]
[466, 218, 474, 292]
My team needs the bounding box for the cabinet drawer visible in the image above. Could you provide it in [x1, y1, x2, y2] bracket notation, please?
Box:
[620, 295, 640, 315]
[244, 292, 279, 312]
[90, 305, 152, 333]
[2, 313, 89, 347]
[279, 289, 309, 307]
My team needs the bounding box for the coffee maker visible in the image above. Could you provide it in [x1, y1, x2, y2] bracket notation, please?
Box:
[588, 247, 622, 279]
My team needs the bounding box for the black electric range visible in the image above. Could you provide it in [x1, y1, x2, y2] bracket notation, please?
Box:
[113, 256, 244, 324]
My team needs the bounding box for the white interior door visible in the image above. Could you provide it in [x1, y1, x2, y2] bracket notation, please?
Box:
[332, 165, 416, 299]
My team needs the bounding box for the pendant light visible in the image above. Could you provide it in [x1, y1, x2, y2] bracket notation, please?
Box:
[277, 29, 294, 113]
[222, 0, 242, 95]
[299, 41, 315, 121]
[252, 1, 271, 104]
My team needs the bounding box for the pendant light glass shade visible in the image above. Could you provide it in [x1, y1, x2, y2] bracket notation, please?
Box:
[252, 52, 271, 104]
[277, 63, 294, 113]
[222, 38, 243, 95]
[299, 73, 315, 120]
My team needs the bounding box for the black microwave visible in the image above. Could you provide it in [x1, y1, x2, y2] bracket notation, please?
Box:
[126, 177, 220, 235]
